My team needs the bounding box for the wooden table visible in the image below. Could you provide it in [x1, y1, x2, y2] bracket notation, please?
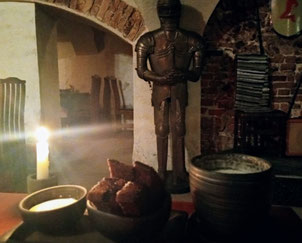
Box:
[1, 193, 302, 243]
[0, 193, 26, 236]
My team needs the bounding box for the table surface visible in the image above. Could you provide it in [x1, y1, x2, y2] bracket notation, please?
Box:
[1, 192, 302, 243]
[0, 193, 27, 236]
[1, 193, 196, 237]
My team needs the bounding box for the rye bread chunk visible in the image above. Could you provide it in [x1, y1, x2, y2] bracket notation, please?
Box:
[87, 177, 126, 214]
[133, 161, 165, 211]
[107, 159, 134, 181]
[116, 181, 148, 217]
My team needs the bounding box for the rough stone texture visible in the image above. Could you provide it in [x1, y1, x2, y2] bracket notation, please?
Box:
[49, 0, 145, 42]
[69, 0, 76, 9]
[201, 0, 302, 154]
[69, 0, 94, 13]
[55, 0, 70, 6]
[90, 0, 103, 16]
[110, 1, 126, 28]
[103, 0, 118, 25]
[96, 0, 112, 21]
[126, 10, 144, 41]
[118, 5, 134, 33]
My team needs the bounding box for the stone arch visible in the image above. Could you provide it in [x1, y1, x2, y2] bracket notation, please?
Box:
[7, 0, 145, 43]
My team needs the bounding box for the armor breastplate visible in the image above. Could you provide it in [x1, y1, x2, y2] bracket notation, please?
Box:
[149, 30, 193, 75]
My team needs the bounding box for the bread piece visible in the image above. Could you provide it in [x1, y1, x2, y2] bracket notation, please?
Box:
[107, 159, 134, 181]
[87, 177, 126, 214]
[133, 161, 165, 211]
[133, 161, 164, 193]
[116, 181, 148, 217]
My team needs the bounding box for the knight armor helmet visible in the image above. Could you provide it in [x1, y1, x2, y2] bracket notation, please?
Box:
[157, 0, 181, 18]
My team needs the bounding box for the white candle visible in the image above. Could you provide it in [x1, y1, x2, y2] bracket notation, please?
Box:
[35, 127, 50, 180]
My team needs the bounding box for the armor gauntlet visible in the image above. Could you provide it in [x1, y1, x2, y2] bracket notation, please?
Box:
[186, 35, 205, 82]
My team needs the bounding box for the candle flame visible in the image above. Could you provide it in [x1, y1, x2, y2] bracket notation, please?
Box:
[35, 126, 50, 142]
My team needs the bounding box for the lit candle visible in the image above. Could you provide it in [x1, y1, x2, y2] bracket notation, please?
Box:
[35, 127, 50, 180]
[29, 198, 77, 212]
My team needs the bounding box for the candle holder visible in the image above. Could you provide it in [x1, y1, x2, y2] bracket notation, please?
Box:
[27, 173, 58, 194]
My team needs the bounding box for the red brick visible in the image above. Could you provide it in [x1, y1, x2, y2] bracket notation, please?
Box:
[206, 64, 221, 72]
[295, 73, 302, 81]
[202, 88, 217, 94]
[277, 89, 290, 96]
[273, 103, 280, 110]
[273, 82, 295, 89]
[270, 64, 280, 72]
[201, 79, 210, 87]
[55, 0, 69, 6]
[201, 108, 208, 114]
[201, 99, 214, 106]
[280, 63, 296, 71]
[209, 109, 225, 116]
[287, 75, 295, 81]
[296, 95, 302, 101]
[209, 56, 224, 63]
[271, 54, 284, 63]
[296, 57, 302, 63]
[201, 73, 214, 80]
[273, 89, 277, 96]
[201, 118, 214, 130]
[274, 97, 291, 102]
[271, 75, 287, 81]
[279, 103, 289, 111]
[285, 56, 296, 63]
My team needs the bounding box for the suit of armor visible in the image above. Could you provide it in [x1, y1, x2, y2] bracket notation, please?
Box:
[135, 0, 204, 192]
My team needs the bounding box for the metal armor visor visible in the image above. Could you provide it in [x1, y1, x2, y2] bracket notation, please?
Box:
[157, 0, 181, 18]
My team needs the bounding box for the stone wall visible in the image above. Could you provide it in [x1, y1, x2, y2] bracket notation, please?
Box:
[201, 0, 302, 155]
[0, 2, 42, 134]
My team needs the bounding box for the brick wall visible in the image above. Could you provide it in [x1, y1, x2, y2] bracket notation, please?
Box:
[201, 0, 302, 155]
[42, 0, 145, 41]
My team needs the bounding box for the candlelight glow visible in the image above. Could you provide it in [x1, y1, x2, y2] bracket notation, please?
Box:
[35, 126, 50, 180]
[29, 198, 77, 212]
[35, 127, 50, 142]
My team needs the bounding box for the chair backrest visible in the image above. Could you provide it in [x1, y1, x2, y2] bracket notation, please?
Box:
[103, 76, 112, 122]
[110, 77, 122, 114]
[91, 75, 102, 123]
[105, 76, 133, 130]
[0, 77, 26, 192]
[0, 77, 26, 136]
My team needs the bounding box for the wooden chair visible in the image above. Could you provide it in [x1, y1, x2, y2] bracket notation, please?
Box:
[234, 61, 302, 156]
[99, 76, 112, 123]
[89, 75, 133, 130]
[0, 77, 27, 192]
[234, 110, 287, 156]
[90, 75, 102, 123]
[60, 89, 91, 127]
[90, 75, 111, 123]
[233, 54, 288, 156]
[106, 76, 133, 131]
